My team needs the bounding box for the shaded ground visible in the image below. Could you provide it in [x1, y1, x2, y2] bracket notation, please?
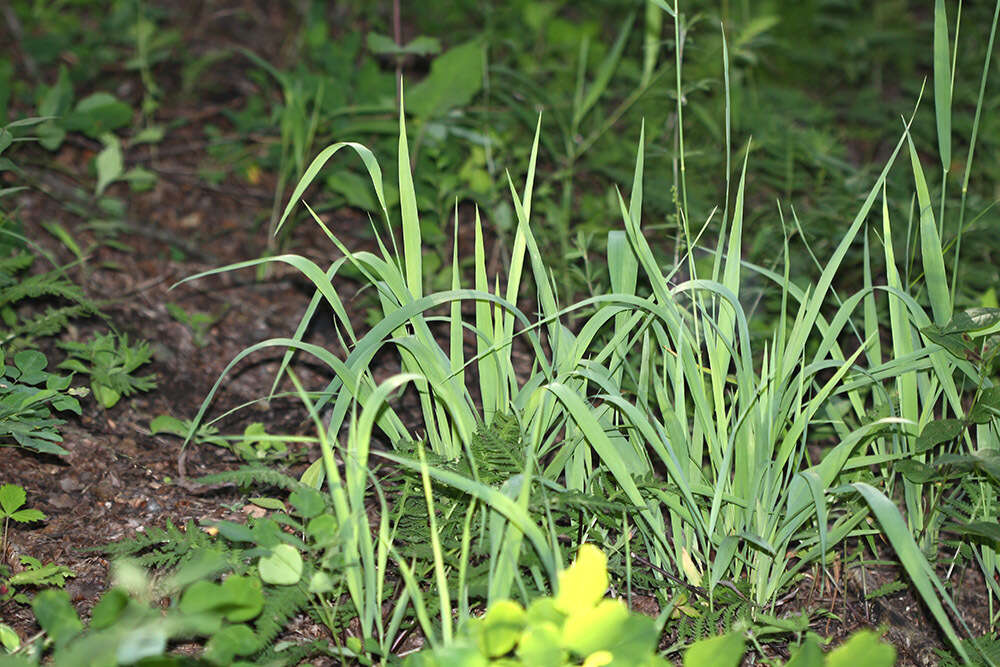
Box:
[1, 3, 995, 665]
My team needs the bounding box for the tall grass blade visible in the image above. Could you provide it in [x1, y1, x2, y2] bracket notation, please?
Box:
[397, 93, 422, 299]
[851, 483, 971, 663]
[905, 131, 951, 326]
[934, 0, 952, 172]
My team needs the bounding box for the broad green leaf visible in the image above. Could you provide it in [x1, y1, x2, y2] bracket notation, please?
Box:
[0, 483, 26, 515]
[934, 449, 1000, 484]
[0, 622, 20, 652]
[9, 508, 45, 523]
[407, 41, 483, 118]
[258, 544, 303, 585]
[784, 634, 823, 667]
[915, 419, 964, 453]
[38, 66, 73, 117]
[826, 629, 896, 667]
[116, 624, 168, 664]
[14, 350, 48, 385]
[95, 135, 123, 195]
[683, 630, 745, 667]
[940, 307, 1000, 334]
[561, 599, 629, 656]
[894, 459, 938, 484]
[555, 544, 608, 613]
[517, 621, 564, 666]
[970, 387, 1000, 424]
[477, 599, 526, 658]
[203, 623, 257, 664]
[248, 496, 285, 511]
[289, 487, 325, 518]
[64, 93, 133, 137]
[367, 33, 441, 57]
[947, 521, 1000, 544]
[31, 589, 82, 647]
[89, 589, 129, 630]
[218, 575, 265, 622]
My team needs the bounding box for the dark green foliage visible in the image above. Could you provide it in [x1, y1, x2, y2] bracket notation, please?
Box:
[0, 348, 80, 455]
[252, 574, 312, 648]
[468, 412, 524, 483]
[935, 635, 1000, 667]
[668, 594, 750, 652]
[57, 333, 157, 409]
[0, 250, 99, 349]
[197, 465, 312, 494]
[92, 519, 215, 570]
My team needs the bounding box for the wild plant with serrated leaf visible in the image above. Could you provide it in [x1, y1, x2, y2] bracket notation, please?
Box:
[13, 478, 355, 665]
[58, 332, 156, 409]
[0, 483, 73, 613]
[0, 348, 82, 456]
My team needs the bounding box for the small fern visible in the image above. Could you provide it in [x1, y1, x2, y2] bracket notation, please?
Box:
[0, 249, 100, 348]
[253, 569, 314, 646]
[865, 579, 909, 600]
[93, 519, 214, 569]
[197, 464, 310, 493]
[935, 635, 1000, 667]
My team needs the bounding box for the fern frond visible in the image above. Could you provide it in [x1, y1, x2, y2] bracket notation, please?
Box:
[197, 466, 309, 493]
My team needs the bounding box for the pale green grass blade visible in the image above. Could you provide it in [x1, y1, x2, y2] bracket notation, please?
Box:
[397, 95, 422, 299]
[573, 13, 634, 129]
[322, 289, 547, 448]
[642, 0, 662, 86]
[502, 116, 541, 344]
[276, 141, 388, 235]
[800, 470, 828, 571]
[389, 550, 438, 650]
[474, 208, 500, 422]
[544, 381, 648, 508]
[721, 23, 732, 235]
[417, 444, 452, 642]
[862, 233, 882, 368]
[851, 483, 971, 663]
[449, 204, 464, 391]
[934, 0, 952, 171]
[780, 126, 910, 373]
[906, 131, 951, 326]
[952, 1, 1000, 300]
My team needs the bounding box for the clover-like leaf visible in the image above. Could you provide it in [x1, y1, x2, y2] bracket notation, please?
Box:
[0, 483, 27, 515]
[258, 544, 303, 585]
[477, 599, 526, 658]
[555, 544, 608, 614]
[561, 599, 629, 657]
[683, 630, 745, 667]
[826, 630, 896, 667]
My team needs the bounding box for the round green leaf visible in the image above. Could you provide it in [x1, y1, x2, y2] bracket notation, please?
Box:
[90, 588, 129, 630]
[516, 621, 564, 666]
[682, 630, 746, 667]
[204, 623, 258, 664]
[116, 624, 167, 664]
[289, 487, 325, 518]
[826, 630, 895, 667]
[555, 544, 608, 614]
[477, 599, 526, 658]
[561, 599, 628, 657]
[258, 544, 303, 585]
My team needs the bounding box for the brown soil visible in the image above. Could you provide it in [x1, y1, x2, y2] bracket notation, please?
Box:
[1, 3, 996, 666]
